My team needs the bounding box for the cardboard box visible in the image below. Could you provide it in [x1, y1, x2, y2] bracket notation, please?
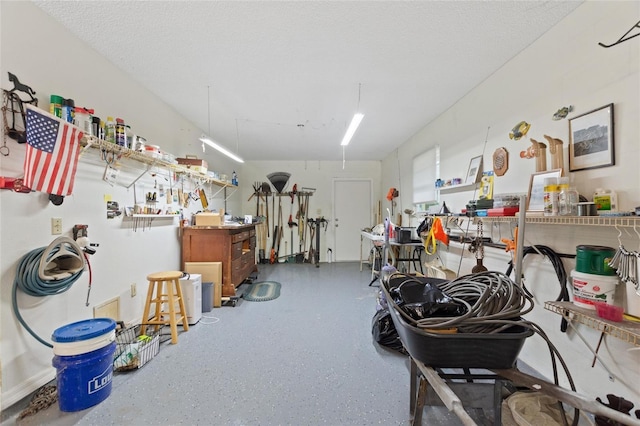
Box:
[195, 212, 222, 226]
[184, 262, 223, 308]
[177, 157, 208, 174]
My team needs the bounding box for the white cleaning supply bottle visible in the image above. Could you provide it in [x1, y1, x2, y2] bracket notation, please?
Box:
[594, 188, 618, 213]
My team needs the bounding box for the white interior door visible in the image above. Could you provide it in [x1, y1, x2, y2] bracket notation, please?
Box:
[333, 179, 372, 262]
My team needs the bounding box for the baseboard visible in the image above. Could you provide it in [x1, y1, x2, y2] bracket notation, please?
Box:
[1, 368, 55, 411]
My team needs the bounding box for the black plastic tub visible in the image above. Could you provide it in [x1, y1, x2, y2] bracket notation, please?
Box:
[382, 275, 533, 369]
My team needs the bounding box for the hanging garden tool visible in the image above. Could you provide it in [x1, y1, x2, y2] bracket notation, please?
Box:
[275, 190, 284, 260]
[288, 184, 298, 262]
[472, 221, 488, 273]
[248, 182, 261, 216]
[297, 190, 304, 256]
[386, 187, 398, 217]
[270, 223, 278, 264]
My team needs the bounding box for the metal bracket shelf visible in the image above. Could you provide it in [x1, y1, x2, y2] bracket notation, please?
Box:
[80, 136, 234, 189]
[479, 215, 640, 228]
[436, 182, 479, 194]
[544, 301, 640, 347]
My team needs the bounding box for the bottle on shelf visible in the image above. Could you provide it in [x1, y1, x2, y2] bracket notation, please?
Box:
[232, 171, 238, 186]
[543, 177, 559, 217]
[559, 179, 579, 216]
[49, 95, 63, 118]
[105, 116, 116, 143]
[91, 116, 101, 139]
[594, 188, 618, 213]
[62, 98, 75, 123]
[73, 107, 94, 135]
[115, 118, 126, 147]
[99, 119, 106, 141]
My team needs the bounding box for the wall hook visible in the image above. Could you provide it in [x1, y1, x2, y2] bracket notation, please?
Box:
[598, 20, 640, 48]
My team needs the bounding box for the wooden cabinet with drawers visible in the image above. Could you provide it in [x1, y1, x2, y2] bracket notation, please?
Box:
[181, 224, 257, 297]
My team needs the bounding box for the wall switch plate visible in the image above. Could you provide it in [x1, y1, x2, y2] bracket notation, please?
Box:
[130, 283, 137, 297]
[51, 218, 62, 235]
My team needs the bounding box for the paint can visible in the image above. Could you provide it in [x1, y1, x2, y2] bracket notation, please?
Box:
[570, 270, 619, 309]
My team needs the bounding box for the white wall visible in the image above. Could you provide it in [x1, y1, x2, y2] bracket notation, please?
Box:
[0, 2, 242, 408]
[239, 160, 382, 262]
[381, 0, 640, 406]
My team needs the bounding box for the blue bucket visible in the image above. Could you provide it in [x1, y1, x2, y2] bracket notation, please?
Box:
[51, 318, 116, 412]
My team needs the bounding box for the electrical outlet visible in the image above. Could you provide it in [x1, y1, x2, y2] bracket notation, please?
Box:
[130, 283, 137, 297]
[51, 218, 62, 235]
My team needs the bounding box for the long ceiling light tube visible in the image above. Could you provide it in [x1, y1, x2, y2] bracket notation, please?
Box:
[340, 112, 364, 146]
[199, 134, 244, 163]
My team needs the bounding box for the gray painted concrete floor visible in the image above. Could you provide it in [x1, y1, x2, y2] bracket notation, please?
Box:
[3, 262, 507, 425]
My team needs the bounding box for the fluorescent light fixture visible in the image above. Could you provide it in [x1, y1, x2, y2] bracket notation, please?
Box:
[199, 134, 244, 163]
[340, 113, 364, 146]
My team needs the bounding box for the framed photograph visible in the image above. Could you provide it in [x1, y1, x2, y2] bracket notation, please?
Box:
[526, 169, 562, 213]
[465, 155, 483, 184]
[569, 103, 614, 171]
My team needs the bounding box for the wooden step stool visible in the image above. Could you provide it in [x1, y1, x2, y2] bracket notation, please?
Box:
[140, 271, 189, 344]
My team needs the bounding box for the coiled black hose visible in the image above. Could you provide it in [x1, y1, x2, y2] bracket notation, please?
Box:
[505, 245, 573, 332]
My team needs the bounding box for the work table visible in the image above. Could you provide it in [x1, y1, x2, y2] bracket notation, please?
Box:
[181, 224, 257, 297]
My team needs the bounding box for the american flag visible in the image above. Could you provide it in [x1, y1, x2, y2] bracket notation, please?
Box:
[23, 106, 83, 196]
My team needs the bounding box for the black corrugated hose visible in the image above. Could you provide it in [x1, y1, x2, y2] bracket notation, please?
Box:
[505, 244, 574, 332]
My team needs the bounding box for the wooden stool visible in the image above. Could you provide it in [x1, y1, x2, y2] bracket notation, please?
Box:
[140, 271, 189, 344]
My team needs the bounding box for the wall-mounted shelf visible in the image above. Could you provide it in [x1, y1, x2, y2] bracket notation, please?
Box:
[544, 301, 640, 347]
[479, 215, 640, 228]
[127, 214, 179, 218]
[81, 136, 234, 188]
[436, 182, 478, 194]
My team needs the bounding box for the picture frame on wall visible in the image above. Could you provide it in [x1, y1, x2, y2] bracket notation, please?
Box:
[465, 155, 483, 184]
[569, 103, 614, 172]
[526, 169, 562, 213]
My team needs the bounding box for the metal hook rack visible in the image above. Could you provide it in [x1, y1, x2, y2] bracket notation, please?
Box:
[598, 19, 640, 48]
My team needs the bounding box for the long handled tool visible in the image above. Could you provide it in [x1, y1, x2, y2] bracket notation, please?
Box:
[270, 224, 278, 264]
[276, 194, 283, 259]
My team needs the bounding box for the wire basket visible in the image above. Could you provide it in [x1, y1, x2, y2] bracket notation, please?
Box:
[113, 324, 161, 371]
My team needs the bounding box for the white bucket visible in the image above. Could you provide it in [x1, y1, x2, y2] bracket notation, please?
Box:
[570, 270, 619, 309]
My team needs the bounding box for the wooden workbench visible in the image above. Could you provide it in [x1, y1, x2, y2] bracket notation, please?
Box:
[181, 224, 257, 297]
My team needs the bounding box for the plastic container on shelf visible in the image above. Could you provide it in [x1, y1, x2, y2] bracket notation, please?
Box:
[594, 188, 618, 213]
[115, 118, 126, 147]
[594, 302, 624, 322]
[543, 177, 559, 216]
[105, 116, 116, 143]
[559, 185, 579, 216]
[91, 116, 101, 139]
[49, 95, 63, 118]
[143, 144, 161, 159]
[570, 269, 619, 309]
[73, 107, 94, 135]
[62, 98, 75, 123]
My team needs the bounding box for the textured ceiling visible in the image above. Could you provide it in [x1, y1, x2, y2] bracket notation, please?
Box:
[34, 1, 582, 162]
